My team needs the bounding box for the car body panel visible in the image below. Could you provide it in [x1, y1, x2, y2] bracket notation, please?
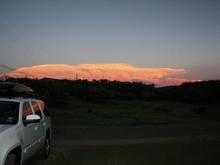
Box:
[0, 98, 51, 165]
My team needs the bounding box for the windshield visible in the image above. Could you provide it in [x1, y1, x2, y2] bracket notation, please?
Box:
[0, 101, 19, 124]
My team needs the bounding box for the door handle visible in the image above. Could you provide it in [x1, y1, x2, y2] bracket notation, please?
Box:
[34, 126, 38, 131]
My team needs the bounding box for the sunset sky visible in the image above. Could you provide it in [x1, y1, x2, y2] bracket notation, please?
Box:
[0, 0, 220, 85]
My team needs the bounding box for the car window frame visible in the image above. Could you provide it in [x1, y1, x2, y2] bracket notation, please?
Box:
[37, 100, 49, 118]
[0, 101, 19, 125]
[22, 101, 34, 125]
[30, 100, 44, 120]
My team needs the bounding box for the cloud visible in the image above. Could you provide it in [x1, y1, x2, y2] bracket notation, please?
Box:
[0, 64, 196, 86]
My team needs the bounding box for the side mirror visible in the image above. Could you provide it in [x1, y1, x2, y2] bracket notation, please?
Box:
[24, 114, 41, 125]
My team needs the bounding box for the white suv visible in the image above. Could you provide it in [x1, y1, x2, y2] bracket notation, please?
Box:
[0, 83, 52, 165]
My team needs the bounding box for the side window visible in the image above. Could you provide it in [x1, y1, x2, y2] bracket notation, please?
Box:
[22, 102, 33, 121]
[31, 101, 43, 119]
[38, 101, 50, 117]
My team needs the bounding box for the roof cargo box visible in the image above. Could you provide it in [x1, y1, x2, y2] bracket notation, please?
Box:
[0, 82, 34, 97]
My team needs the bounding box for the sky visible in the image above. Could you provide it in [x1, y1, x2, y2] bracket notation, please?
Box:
[0, 0, 220, 85]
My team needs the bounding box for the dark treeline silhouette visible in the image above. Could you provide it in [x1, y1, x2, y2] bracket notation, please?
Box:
[158, 80, 220, 103]
[2, 78, 220, 106]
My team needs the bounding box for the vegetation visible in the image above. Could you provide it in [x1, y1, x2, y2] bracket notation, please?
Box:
[2, 78, 220, 126]
[50, 100, 220, 126]
[3, 78, 220, 106]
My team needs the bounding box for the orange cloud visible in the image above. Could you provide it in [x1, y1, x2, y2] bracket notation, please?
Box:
[0, 64, 196, 86]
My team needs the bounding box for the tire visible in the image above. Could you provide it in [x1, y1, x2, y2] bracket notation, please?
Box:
[43, 135, 51, 159]
[5, 153, 17, 165]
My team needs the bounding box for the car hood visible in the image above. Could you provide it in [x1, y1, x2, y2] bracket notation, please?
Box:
[0, 125, 13, 134]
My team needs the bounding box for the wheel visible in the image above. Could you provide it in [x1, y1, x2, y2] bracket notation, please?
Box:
[5, 153, 17, 165]
[43, 135, 51, 159]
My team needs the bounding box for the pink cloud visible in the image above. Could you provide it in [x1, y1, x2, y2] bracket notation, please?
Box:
[0, 64, 197, 86]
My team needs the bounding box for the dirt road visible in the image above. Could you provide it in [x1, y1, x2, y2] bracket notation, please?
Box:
[52, 122, 220, 146]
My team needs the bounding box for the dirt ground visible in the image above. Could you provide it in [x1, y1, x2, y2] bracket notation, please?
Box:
[52, 122, 220, 146]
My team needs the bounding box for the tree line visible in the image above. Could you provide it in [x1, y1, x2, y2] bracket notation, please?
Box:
[3, 78, 220, 106]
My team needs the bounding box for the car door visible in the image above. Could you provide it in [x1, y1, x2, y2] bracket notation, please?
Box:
[38, 100, 50, 131]
[22, 101, 40, 161]
[31, 101, 45, 146]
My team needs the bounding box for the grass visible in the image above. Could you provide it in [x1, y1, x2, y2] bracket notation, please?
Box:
[35, 100, 220, 165]
[36, 138, 220, 165]
[50, 100, 220, 126]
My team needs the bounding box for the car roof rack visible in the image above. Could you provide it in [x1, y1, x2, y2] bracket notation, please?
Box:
[0, 82, 35, 98]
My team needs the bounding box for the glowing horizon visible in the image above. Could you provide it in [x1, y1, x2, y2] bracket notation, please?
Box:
[0, 64, 197, 86]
